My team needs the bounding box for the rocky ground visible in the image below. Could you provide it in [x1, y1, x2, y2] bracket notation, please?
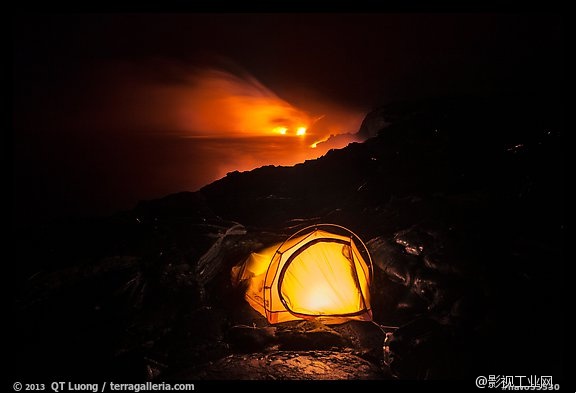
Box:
[185, 351, 383, 380]
[10, 96, 563, 382]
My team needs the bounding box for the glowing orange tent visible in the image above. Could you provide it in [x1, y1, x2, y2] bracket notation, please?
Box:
[231, 225, 373, 324]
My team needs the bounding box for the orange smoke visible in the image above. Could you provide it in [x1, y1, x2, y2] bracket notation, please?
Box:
[72, 62, 366, 188]
[159, 67, 366, 180]
[179, 69, 314, 137]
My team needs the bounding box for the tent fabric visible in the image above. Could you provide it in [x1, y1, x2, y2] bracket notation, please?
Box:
[231, 225, 373, 324]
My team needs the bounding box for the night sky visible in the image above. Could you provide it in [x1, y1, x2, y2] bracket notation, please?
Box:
[12, 13, 563, 223]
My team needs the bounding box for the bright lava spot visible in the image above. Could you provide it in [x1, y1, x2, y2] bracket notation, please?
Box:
[296, 127, 307, 136]
[274, 127, 288, 135]
[310, 136, 330, 149]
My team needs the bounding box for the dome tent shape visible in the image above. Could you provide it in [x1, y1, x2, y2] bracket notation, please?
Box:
[231, 224, 373, 324]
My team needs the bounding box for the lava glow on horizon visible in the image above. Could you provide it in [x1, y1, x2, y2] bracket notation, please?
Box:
[179, 69, 315, 138]
[163, 67, 365, 180]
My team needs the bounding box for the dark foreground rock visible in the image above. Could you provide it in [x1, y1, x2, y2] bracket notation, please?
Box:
[180, 351, 384, 380]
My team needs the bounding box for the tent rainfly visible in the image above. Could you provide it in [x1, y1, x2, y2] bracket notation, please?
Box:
[231, 224, 373, 324]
